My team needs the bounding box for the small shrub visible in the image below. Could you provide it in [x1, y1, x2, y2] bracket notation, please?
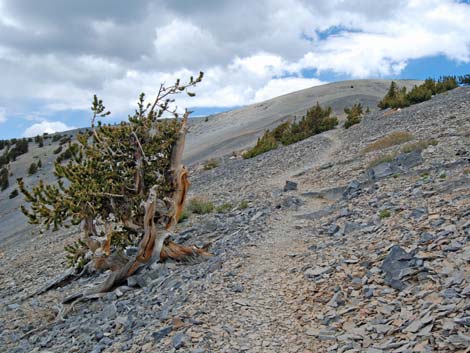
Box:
[9, 189, 19, 199]
[244, 103, 338, 158]
[459, 74, 470, 85]
[239, 200, 249, 209]
[52, 134, 62, 142]
[187, 198, 214, 214]
[378, 77, 458, 110]
[243, 132, 278, 159]
[203, 159, 219, 170]
[0, 167, 8, 191]
[34, 135, 44, 146]
[28, 162, 38, 175]
[344, 103, 363, 129]
[367, 153, 397, 168]
[178, 209, 189, 223]
[216, 203, 233, 213]
[363, 131, 414, 153]
[400, 139, 438, 153]
[53, 146, 63, 154]
[56, 146, 74, 163]
[379, 209, 391, 219]
[378, 82, 409, 109]
[59, 136, 72, 145]
[37, 159, 42, 168]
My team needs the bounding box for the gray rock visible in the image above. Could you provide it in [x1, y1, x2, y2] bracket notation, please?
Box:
[101, 303, 117, 321]
[278, 196, 304, 209]
[99, 337, 113, 346]
[368, 162, 394, 180]
[454, 317, 470, 326]
[7, 303, 19, 310]
[410, 207, 427, 219]
[172, 332, 188, 349]
[231, 283, 244, 293]
[441, 288, 459, 299]
[127, 275, 147, 288]
[328, 291, 345, 307]
[284, 180, 298, 191]
[343, 179, 362, 197]
[338, 208, 351, 218]
[430, 218, 445, 227]
[381, 245, 417, 291]
[363, 287, 374, 298]
[344, 221, 362, 235]
[327, 224, 340, 236]
[251, 211, 264, 221]
[394, 150, 422, 169]
[305, 266, 332, 278]
[419, 232, 434, 243]
[152, 326, 172, 342]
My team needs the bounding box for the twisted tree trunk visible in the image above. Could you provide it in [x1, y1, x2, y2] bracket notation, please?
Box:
[63, 111, 210, 303]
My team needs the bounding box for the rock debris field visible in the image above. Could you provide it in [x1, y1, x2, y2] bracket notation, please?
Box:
[1, 87, 469, 352]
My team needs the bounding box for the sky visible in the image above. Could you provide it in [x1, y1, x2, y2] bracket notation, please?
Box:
[0, 0, 469, 139]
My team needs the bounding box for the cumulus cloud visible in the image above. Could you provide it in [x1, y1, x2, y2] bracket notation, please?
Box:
[0, 0, 468, 133]
[0, 107, 6, 123]
[23, 120, 76, 137]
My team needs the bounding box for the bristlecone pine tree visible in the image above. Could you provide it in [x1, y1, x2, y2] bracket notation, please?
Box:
[18, 72, 210, 300]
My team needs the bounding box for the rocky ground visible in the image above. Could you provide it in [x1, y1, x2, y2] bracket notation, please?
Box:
[0, 87, 469, 352]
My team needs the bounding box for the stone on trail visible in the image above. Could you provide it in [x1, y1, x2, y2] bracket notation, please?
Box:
[283, 180, 298, 191]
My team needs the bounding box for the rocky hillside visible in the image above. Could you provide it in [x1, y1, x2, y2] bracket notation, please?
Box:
[0, 85, 469, 353]
[185, 79, 421, 164]
[0, 79, 420, 246]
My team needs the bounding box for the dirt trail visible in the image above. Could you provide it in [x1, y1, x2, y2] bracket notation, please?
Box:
[268, 128, 342, 189]
[184, 135, 342, 352]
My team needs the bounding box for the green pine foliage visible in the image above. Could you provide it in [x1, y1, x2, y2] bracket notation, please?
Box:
[28, 162, 38, 175]
[52, 134, 63, 142]
[378, 77, 458, 110]
[243, 103, 338, 159]
[34, 135, 44, 147]
[344, 103, 363, 129]
[18, 73, 203, 267]
[0, 167, 8, 191]
[243, 131, 278, 159]
[458, 74, 470, 85]
[56, 145, 74, 163]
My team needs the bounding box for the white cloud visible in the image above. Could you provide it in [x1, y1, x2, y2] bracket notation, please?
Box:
[0, 107, 6, 123]
[0, 0, 469, 133]
[290, 0, 470, 77]
[23, 120, 76, 137]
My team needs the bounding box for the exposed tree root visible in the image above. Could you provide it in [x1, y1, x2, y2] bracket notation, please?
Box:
[160, 240, 212, 262]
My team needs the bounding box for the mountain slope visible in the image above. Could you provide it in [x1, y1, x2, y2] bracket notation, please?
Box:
[0, 79, 420, 245]
[184, 79, 421, 164]
[0, 85, 469, 353]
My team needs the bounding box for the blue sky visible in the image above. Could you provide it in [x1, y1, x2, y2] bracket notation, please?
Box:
[0, 0, 469, 139]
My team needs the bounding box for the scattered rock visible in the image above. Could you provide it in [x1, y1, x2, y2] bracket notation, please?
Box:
[284, 180, 298, 191]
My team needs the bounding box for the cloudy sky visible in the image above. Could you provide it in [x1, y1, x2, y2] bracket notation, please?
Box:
[0, 0, 469, 139]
